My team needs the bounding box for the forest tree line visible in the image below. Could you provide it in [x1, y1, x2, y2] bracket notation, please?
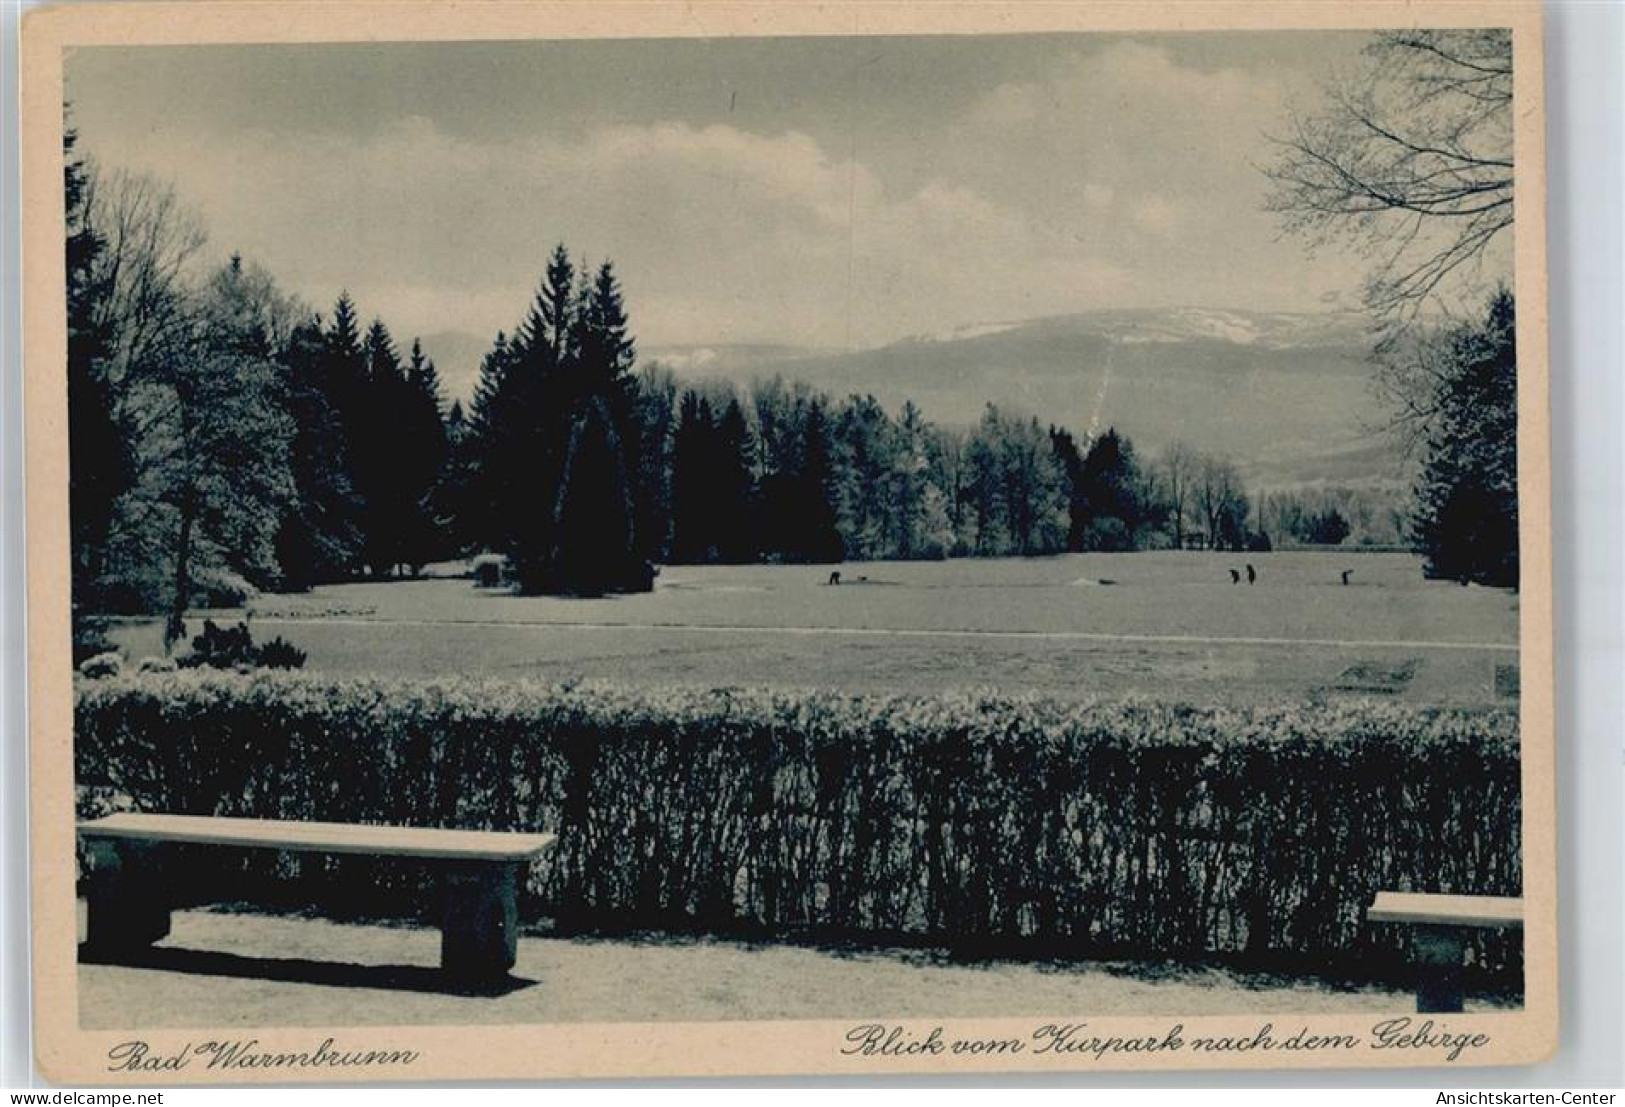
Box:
[67, 124, 1510, 648]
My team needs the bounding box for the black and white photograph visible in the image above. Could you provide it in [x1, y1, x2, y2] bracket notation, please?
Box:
[22, 0, 1555, 1081]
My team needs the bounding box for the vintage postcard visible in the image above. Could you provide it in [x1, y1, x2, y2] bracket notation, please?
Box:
[22, 0, 1554, 1082]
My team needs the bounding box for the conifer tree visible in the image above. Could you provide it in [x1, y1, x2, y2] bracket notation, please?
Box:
[468, 332, 510, 440]
[891, 401, 946, 559]
[668, 390, 717, 563]
[357, 318, 404, 575]
[549, 398, 637, 597]
[505, 249, 578, 591]
[832, 395, 897, 560]
[1049, 427, 1088, 551]
[399, 338, 449, 571]
[1076, 428, 1144, 551]
[464, 331, 516, 552]
[966, 407, 1012, 555]
[630, 364, 679, 563]
[713, 398, 758, 563]
[64, 121, 129, 611]
[787, 401, 844, 564]
[318, 292, 369, 575]
[435, 398, 478, 556]
[275, 316, 363, 589]
[325, 292, 367, 420]
[579, 261, 636, 392]
[539, 257, 650, 593]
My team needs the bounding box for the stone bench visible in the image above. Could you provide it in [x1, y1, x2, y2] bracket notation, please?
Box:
[1368, 891, 1524, 1012]
[78, 813, 557, 990]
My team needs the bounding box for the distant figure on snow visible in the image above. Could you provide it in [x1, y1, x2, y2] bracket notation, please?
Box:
[1246, 564, 1257, 585]
[1229, 569, 1241, 584]
[828, 571, 841, 586]
[1341, 569, 1353, 586]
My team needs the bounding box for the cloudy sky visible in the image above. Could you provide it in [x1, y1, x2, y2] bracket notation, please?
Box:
[67, 32, 1380, 366]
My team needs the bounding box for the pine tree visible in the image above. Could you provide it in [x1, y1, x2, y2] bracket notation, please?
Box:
[549, 398, 637, 597]
[786, 401, 844, 564]
[630, 364, 679, 563]
[966, 407, 1012, 555]
[434, 398, 478, 556]
[515, 244, 577, 370]
[1002, 415, 1069, 555]
[668, 391, 716, 563]
[399, 338, 449, 572]
[357, 318, 405, 575]
[464, 331, 516, 552]
[891, 401, 945, 559]
[962, 406, 1069, 556]
[325, 292, 367, 417]
[578, 261, 636, 391]
[713, 398, 759, 563]
[506, 249, 578, 590]
[927, 427, 972, 555]
[64, 120, 130, 611]
[1411, 289, 1518, 585]
[275, 316, 363, 589]
[540, 258, 649, 593]
[319, 292, 369, 575]
[1076, 428, 1144, 551]
[832, 395, 897, 560]
[1049, 427, 1087, 551]
[468, 332, 509, 441]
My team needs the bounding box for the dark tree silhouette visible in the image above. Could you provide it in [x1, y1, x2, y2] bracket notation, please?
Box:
[434, 398, 478, 557]
[354, 318, 406, 575]
[712, 398, 759, 564]
[274, 317, 363, 589]
[784, 402, 845, 564]
[1265, 30, 1513, 329]
[1049, 427, 1088, 551]
[319, 293, 370, 574]
[505, 248, 579, 591]
[464, 330, 519, 553]
[153, 256, 298, 646]
[1307, 508, 1351, 546]
[1076, 428, 1144, 551]
[398, 338, 449, 572]
[1411, 289, 1518, 586]
[668, 390, 718, 563]
[630, 365, 678, 563]
[549, 399, 636, 597]
[64, 120, 129, 611]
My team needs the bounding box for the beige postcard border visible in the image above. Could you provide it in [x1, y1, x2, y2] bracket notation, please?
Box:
[21, 0, 1555, 1083]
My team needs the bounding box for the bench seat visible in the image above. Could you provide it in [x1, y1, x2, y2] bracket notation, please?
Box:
[77, 813, 557, 991]
[79, 812, 556, 862]
[1369, 891, 1523, 929]
[1368, 891, 1522, 1013]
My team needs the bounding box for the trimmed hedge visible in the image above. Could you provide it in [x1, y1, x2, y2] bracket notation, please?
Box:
[74, 672, 1522, 975]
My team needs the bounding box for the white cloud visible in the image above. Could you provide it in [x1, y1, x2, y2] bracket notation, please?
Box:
[939, 41, 1368, 306]
[72, 37, 1379, 364]
[80, 113, 1129, 352]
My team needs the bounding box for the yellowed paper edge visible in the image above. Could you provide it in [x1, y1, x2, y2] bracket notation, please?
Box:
[22, 0, 1556, 1082]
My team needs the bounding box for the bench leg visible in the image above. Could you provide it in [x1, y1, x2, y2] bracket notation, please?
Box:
[1414, 925, 1467, 1013]
[83, 839, 170, 959]
[441, 862, 519, 988]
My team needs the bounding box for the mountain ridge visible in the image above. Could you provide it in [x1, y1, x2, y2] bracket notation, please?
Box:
[426, 306, 1403, 488]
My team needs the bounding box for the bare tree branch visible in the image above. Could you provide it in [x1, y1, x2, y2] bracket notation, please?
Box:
[1262, 30, 1513, 329]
